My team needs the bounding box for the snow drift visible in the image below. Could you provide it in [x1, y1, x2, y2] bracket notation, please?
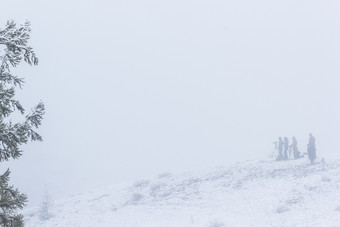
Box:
[24, 158, 340, 226]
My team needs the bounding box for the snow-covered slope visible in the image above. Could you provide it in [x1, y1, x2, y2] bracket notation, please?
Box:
[24, 159, 340, 227]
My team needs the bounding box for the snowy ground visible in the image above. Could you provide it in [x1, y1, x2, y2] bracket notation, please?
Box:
[24, 158, 340, 227]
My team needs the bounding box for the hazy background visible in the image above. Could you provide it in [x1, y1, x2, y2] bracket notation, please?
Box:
[1, 0, 340, 206]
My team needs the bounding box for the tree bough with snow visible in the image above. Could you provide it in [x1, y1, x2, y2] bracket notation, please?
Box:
[0, 20, 44, 227]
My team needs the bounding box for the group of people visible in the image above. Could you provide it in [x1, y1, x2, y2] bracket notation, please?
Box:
[274, 134, 316, 164]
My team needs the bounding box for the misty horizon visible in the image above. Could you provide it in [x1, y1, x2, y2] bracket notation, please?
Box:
[1, 0, 340, 208]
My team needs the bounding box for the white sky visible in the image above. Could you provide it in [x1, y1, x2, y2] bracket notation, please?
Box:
[1, 0, 340, 206]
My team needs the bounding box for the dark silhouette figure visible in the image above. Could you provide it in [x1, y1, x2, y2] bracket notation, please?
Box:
[283, 137, 289, 160]
[307, 133, 316, 164]
[290, 136, 302, 159]
[276, 137, 284, 161]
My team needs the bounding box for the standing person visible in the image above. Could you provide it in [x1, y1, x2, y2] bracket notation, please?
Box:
[307, 133, 316, 164]
[290, 136, 301, 159]
[276, 137, 284, 161]
[283, 137, 289, 160]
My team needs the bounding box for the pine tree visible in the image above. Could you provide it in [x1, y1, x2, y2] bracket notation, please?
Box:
[0, 20, 44, 226]
[39, 187, 52, 221]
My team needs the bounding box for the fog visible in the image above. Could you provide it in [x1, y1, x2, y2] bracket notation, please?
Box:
[1, 0, 340, 206]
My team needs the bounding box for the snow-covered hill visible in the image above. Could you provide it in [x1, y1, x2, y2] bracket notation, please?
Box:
[24, 159, 340, 227]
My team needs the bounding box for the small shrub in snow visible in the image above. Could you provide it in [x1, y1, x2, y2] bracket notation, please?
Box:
[304, 185, 320, 192]
[321, 176, 331, 182]
[159, 191, 172, 198]
[150, 183, 165, 192]
[149, 183, 172, 198]
[130, 193, 143, 203]
[233, 180, 243, 189]
[158, 172, 172, 179]
[208, 220, 225, 227]
[133, 180, 150, 188]
[276, 205, 290, 214]
[150, 183, 163, 198]
[183, 177, 201, 185]
[286, 196, 303, 205]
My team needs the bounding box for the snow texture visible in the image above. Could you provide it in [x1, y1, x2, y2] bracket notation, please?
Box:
[24, 159, 340, 226]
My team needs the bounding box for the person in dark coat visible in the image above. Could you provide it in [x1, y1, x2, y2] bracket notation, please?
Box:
[276, 137, 284, 161]
[307, 133, 316, 164]
[290, 136, 301, 159]
[283, 137, 289, 160]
